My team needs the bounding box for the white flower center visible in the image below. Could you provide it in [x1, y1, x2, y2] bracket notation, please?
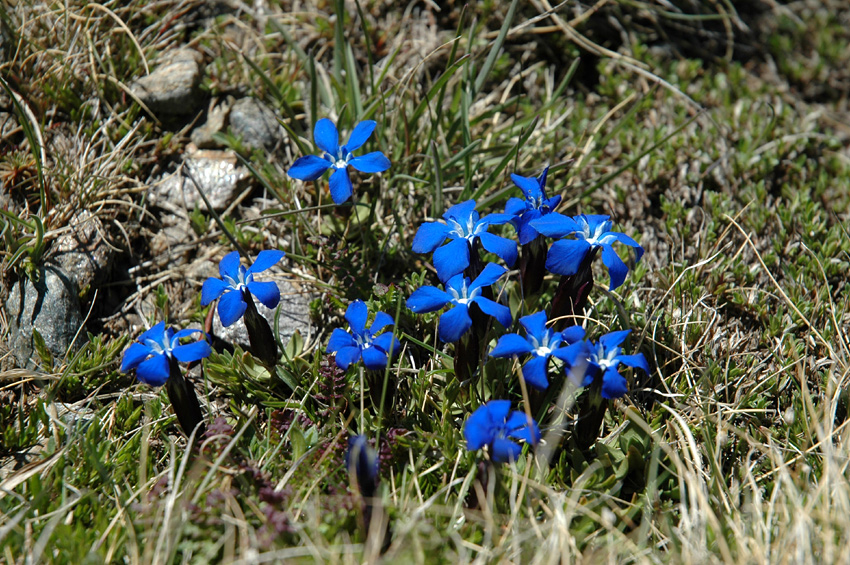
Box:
[582, 218, 614, 246]
[449, 278, 479, 305]
[447, 214, 480, 242]
[593, 343, 620, 370]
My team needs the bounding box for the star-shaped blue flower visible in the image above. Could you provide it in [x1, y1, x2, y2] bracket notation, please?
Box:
[411, 200, 516, 283]
[562, 330, 649, 399]
[201, 250, 285, 327]
[406, 263, 512, 343]
[464, 400, 541, 463]
[530, 213, 643, 290]
[287, 118, 391, 204]
[120, 321, 211, 386]
[326, 300, 400, 370]
[489, 311, 585, 390]
[505, 166, 562, 245]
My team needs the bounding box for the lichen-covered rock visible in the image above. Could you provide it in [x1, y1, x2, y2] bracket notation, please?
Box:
[229, 97, 282, 151]
[5, 267, 85, 368]
[131, 49, 203, 117]
[149, 149, 250, 212]
[48, 210, 114, 293]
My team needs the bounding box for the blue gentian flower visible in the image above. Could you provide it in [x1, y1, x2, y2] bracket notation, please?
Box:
[287, 118, 391, 204]
[489, 311, 585, 391]
[564, 330, 649, 399]
[120, 321, 211, 386]
[326, 300, 400, 370]
[412, 200, 516, 283]
[201, 250, 285, 327]
[464, 400, 541, 463]
[505, 166, 562, 245]
[529, 213, 643, 290]
[346, 435, 379, 498]
[406, 263, 512, 343]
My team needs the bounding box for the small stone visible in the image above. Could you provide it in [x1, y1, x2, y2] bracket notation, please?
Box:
[131, 49, 203, 117]
[150, 149, 250, 212]
[48, 210, 114, 293]
[212, 280, 312, 350]
[5, 267, 85, 369]
[191, 102, 231, 149]
[229, 97, 282, 151]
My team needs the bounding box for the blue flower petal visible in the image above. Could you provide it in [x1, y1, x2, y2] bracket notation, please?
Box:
[314, 118, 339, 154]
[218, 289, 247, 327]
[464, 406, 495, 450]
[546, 195, 562, 209]
[334, 345, 362, 370]
[249, 250, 285, 274]
[530, 213, 581, 238]
[438, 304, 472, 343]
[490, 334, 534, 358]
[516, 209, 542, 245]
[545, 239, 592, 276]
[361, 346, 389, 370]
[479, 212, 515, 226]
[344, 120, 376, 152]
[327, 328, 356, 354]
[469, 262, 507, 291]
[510, 173, 542, 198]
[372, 333, 400, 358]
[491, 438, 522, 463]
[443, 199, 477, 222]
[599, 329, 630, 351]
[121, 342, 153, 372]
[172, 340, 212, 363]
[520, 355, 550, 390]
[617, 353, 650, 374]
[552, 340, 590, 366]
[412, 221, 452, 254]
[247, 280, 280, 309]
[478, 232, 517, 267]
[505, 411, 541, 443]
[136, 353, 170, 386]
[433, 238, 470, 283]
[611, 232, 644, 261]
[328, 167, 353, 204]
[172, 328, 204, 341]
[519, 311, 548, 341]
[406, 286, 451, 313]
[137, 321, 167, 345]
[219, 251, 241, 280]
[601, 244, 628, 290]
[370, 312, 395, 334]
[601, 366, 628, 399]
[504, 197, 527, 217]
[470, 296, 511, 328]
[485, 399, 512, 422]
[560, 325, 586, 344]
[583, 215, 612, 232]
[201, 277, 230, 306]
[349, 152, 391, 173]
[345, 300, 369, 336]
[287, 155, 331, 181]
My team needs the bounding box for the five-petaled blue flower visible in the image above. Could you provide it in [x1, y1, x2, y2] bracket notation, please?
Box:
[564, 330, 649, 399]
[201, 250, 285, 327]
[464, 400, 541, 463]
[287, 118, 391, 204]
[412, 200, 516, 283]
[327, 300, 400, 370]
[120, 321, 211, 386]
[406, 263, 512, 343]
[489, 310, 585, 391]
[505, 166, 562, 245]
[529, 213, 643, 290]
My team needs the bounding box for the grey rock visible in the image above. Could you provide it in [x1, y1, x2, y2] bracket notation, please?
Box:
[229, 97, 282, 151]
[131, 49, 202, 117]
[6, 267, 85, 369]
[48, 210, 114, 293]
[191, 102, 231, 149]
[150, 150, 250, 212]
[212, 280, 312, 350]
